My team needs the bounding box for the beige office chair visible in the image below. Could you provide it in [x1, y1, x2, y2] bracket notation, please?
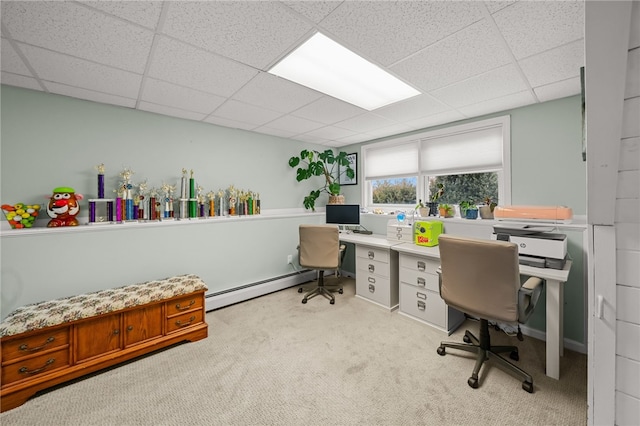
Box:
[436, 234, 543, 393]
[297, 224, 345, 305]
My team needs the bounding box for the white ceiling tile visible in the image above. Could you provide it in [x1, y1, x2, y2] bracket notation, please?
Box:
[301, 125, 358, 141]
[232, 73, 323, 114]
[147, 37, 258, 98]
[203, 115, 257, 132]
[281, 1, 342, 24]
[493, 0, 584, 60]
[293, 133, 331, 145]
[457, 91, 535, 118]
[625, 48, 640, 99]
[534, 77, 581, 103]
[139, 101, 206, 122]
[291, 96, 366, 124]
[212, 100, 283, 127]
[45, 82, 136, 109]
[252, 126, 298, 139]
[19, 44, 142, 98]
[431, 64, 528, 108]
[364, 122, 417, 140]
[335, 133, 375, 145]
[519, 39, 584, 88]
[392, 19, 512, 92]
[1, 38, 31, 76]
[320, 1, 485, 66]
[404, 110, 466, 131]
[374, 95, 450, 123]
[0, 72, 42, 91]
[1, 1, 154, 73]
[142, 78, 226, 114]
[78, 1, 163, 29]
[162, 1, 311, 69]
[484, 1, 518, 14]
[335, 113, 396, 133]
[630, 1, 640, 49]
[263, 114, 325, 134]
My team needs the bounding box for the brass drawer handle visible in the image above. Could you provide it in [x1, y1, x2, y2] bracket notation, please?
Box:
[176, 299, 196, 311]
[417, 261, 426, 271]
[19, 358, 55, 375]
[175, 316, 196, 327]
[127, 325, 134, 331]
[19, 336, 55, 352]
[113, 329, 120, 335]
[417, 277, 426, 286]
[368, 251, 374, 259]
[368, 264, 375, 273]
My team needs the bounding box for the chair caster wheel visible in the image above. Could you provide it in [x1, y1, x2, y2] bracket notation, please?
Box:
[338, 289, 343, 294]
[302, 298, 307, 304]
[298, 288, 303, 293]
[463, 335, 471, 344]
[522, 381, 534, 393]
[437, 346, 446, 356]
[330, 299, 335, 305]
[468, 377, 479, 389]
[510, 351, 519, 361]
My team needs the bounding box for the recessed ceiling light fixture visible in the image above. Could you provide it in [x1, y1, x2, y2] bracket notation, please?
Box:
[268, 32, 420, 111]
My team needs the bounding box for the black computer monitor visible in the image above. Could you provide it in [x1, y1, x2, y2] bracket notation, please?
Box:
[326, 204, 360, 226]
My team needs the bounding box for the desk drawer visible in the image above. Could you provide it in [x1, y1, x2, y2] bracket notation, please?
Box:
[166, 310, 204, 334]
[167, 294, 203, 316]
[399, 282, 446, 329]
[399, 254, 439, 274]
[399, 267, 439, 293]
[356, 274, 391, 307]
[356, 245, 389, 264]
[357, 257, 390, 279]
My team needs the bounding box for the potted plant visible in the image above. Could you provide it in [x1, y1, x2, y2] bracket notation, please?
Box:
[288, 149, 355, 211]
[459, 200, 478, 219]
[479, 197, 498, 219]
[416, 199, 429, 217]
[427, 183, 444, 216]
[438, 203, 454, 218]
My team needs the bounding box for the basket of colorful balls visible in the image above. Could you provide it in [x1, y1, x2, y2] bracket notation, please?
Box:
[2, 203, 41, 229]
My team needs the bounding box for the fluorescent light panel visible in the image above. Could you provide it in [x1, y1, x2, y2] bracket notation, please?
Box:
[268, 33, 420, 111]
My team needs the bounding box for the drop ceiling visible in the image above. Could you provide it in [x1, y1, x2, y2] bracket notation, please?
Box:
[0, 1, 584, 147]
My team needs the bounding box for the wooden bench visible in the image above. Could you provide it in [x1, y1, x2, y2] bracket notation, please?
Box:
[0, 274, 208, 412]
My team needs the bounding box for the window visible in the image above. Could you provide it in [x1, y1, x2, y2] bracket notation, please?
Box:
[362, 116, 510, 213]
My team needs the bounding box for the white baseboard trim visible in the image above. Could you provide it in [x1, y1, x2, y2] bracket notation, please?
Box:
[205, 271, 315, 312]
[520, 325, 587, 354]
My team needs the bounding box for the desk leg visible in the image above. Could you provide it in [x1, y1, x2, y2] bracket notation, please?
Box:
[546, 278, 564, 380]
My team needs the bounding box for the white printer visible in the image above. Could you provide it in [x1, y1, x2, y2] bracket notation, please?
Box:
[491, 224, 567, 269]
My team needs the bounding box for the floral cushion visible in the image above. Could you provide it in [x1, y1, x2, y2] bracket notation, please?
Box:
[0, 274, 208, 338]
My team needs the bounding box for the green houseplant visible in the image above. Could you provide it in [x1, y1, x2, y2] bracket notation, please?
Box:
[438, 203, 454, 218]
[479, 197, 498, 219]
[459, 200, 478, 219]
[288, 149, 355, 211]
[426, 183, 444, 216]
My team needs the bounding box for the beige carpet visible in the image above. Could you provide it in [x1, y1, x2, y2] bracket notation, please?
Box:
[0, 278, 587, 425]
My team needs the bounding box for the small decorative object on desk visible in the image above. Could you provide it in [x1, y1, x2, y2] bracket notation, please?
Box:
[46, 187, 83, 227]
[2, 203, 40, 229]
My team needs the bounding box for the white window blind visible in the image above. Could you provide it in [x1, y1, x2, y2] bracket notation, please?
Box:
[364, 142, 418, 179]
[420, 125, 503, 175]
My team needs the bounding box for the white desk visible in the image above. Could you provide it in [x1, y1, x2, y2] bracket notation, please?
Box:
[340, 232, 572, 380]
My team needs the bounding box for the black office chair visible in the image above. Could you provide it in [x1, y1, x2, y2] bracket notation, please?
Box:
[436, 234, 544, 393]
[297, 224, 346, 304]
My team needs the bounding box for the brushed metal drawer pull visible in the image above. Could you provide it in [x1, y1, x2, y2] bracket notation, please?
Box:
[127, 325, 134, 331]
[417, 301, 426, 311]
[113, 329, 120, 335]
[416, 292, 427, 300]
[368, 264, 375, 273]
[368, 251, 374, 259]
[175, 316, 196, 327]
[368, 277, 376, 284]
[368, 284, 375, 293]
[19, 336, 55, 352]
[19, 358, 55, 375]
[176, 299, 196, 311]
[417, 261, 426, 271]
[417, 277, 426, 286]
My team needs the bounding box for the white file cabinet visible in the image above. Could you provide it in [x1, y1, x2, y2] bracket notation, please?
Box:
[398, 252, 465, 334]
[355, 244, 399, 310]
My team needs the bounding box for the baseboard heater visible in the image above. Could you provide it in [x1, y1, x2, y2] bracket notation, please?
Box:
[205, 270, 316, 312]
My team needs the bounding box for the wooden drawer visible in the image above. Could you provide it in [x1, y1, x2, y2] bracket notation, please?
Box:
[399, 253, 439, 274]
[1, 328, 69, 362]
[356, 274, 391, 307]
[2, 348, 70, 386]
[399, 283, 446, 329]
[166, 294, 203, 316]
[399, 266, 439, 293]
[166, 310, 204, 334]
[356, 245, 389, 264]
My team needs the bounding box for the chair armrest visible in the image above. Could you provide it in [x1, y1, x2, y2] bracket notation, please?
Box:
[436, 266, 443, 296]
[518, 277, 544, 323]
[338, 244, 347, 266]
